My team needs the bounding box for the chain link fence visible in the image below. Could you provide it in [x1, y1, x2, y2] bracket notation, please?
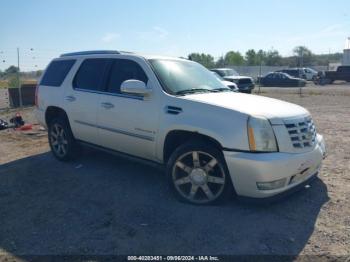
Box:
[229, 66, 329, 78]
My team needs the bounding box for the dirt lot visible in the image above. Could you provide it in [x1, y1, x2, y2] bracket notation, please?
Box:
[0, 84, 349, 258]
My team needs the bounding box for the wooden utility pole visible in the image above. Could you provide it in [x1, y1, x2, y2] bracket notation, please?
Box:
[17, 47, 22, 108]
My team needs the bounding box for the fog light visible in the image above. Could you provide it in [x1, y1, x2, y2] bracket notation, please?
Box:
[256, 178, 287, 190]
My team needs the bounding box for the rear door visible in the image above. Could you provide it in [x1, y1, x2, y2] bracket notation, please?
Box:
[262, 74, 273, 86]
[63, 58, 111, 144]
[280, 74, 291, 86]
[268, 73, 278, 86]
[96, 58, 159, 160]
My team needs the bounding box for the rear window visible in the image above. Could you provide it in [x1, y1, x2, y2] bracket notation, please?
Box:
[40, 60, 75, 86]
[73, 59, 110, 91]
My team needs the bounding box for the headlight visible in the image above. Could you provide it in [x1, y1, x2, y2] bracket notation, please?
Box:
[247, 116, 278, 152]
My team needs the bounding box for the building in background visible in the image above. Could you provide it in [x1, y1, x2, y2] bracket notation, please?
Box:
[343, 37, 350, 65]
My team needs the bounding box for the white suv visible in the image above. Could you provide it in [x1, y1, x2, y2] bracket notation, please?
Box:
[35, 50, 326, 205]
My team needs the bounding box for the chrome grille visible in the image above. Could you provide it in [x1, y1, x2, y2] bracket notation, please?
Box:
[284, 116, 316, 148]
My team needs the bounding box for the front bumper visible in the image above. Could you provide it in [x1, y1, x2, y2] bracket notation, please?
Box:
[238, 83, 255, 92]
[224, 134, 326, 198]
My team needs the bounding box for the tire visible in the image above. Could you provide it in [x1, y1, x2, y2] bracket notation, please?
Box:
[48, 117, 79, 161]
[166, 141, 234, 205]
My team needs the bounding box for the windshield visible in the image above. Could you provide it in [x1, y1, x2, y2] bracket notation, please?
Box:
[149, 59, 230, 95]
[211, 71, 224, 81]
[219, 69, 239, 77]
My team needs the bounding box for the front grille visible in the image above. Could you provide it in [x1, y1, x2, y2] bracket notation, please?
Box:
[284, 116, 316, 149]
[238, 78, 252, 85]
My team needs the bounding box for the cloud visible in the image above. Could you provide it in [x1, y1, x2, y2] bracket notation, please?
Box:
[310, 24, 347, 39]
[137, 26, 169, 41]
[153, 26, 169, 38]
[101, 33, 120, 43]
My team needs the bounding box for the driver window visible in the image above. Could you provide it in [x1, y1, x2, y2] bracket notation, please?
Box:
[106, 59, 148, 94]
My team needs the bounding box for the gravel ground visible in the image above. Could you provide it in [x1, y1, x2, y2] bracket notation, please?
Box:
[0, 84, 349, 258]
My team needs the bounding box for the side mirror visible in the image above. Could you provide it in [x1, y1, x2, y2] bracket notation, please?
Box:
[120, 80, 150, 96]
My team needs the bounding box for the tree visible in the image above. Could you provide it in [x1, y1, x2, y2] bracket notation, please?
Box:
[215, 56, 225, 67]
[35, 70, 43, 78]
[188, 53, 215, 68]
[5, 65, 19, 75]
[245, 49, 259, 66]
[264, 49, 282, 66]
[257, 50, 266, 65]
[224, 51, 244, 66]
[8, 75, 19, 88]
[293, 46, 313, 66]
[281, 56, 298, 67]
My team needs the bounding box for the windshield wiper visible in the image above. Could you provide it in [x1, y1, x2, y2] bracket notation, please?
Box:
[175, 88, 213, 95]
[211, 88, 232, 92]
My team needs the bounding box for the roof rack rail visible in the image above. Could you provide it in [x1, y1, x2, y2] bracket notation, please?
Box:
[60, 50, 120, 57]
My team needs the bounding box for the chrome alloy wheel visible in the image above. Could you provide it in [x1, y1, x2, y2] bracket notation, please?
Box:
[172, 151, 226, 204]
[50, 123, 68, 158]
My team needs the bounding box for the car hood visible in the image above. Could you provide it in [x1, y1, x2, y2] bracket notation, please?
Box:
[182, 92, 309, 124]
[221, 80, 238, 89]
[222, 80, 236, 86]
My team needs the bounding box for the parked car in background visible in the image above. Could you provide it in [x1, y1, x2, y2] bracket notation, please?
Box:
[36, 50, 326, 205]
[302, 67, 318, 81]
[210, 68, 255, 93]
[211, 72, 239, 92]
[258, 72, 307, 87]
[277, 68, 306, 79]
[317, 65, 350, 84]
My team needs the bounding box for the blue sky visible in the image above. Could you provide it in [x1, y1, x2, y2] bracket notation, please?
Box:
[1, 0, 349, 71]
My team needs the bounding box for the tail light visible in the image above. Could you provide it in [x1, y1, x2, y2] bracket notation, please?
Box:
[35, 84, 39, 107]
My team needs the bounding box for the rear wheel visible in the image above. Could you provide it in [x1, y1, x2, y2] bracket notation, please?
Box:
[48, 117, 79, 161]
[166, 141, 233, 205]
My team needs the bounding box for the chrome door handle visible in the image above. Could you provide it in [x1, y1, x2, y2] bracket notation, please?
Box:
[101, 102, 114, 109]
[65, 95, 76, 102]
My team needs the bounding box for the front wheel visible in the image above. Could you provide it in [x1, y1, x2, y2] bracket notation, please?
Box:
[166, 141, 233, 205]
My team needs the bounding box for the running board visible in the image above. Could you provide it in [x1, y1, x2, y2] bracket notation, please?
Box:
[77, 140, 164, 171]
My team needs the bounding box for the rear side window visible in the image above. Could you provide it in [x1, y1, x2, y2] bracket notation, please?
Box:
[337, 66, 350, 72]
[106, 59, 148, 94]
[73, 59, 110, 91]
[40, 60, 75, 87]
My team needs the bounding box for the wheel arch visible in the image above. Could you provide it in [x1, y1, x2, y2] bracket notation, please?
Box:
[45, 106, 70, 127]
[163, 129, 224, 164]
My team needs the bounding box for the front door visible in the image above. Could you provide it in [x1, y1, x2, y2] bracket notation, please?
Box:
[96, 58, 159, 161]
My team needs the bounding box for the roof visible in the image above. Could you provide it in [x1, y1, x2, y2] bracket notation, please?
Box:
[59, 50, 187, 61]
